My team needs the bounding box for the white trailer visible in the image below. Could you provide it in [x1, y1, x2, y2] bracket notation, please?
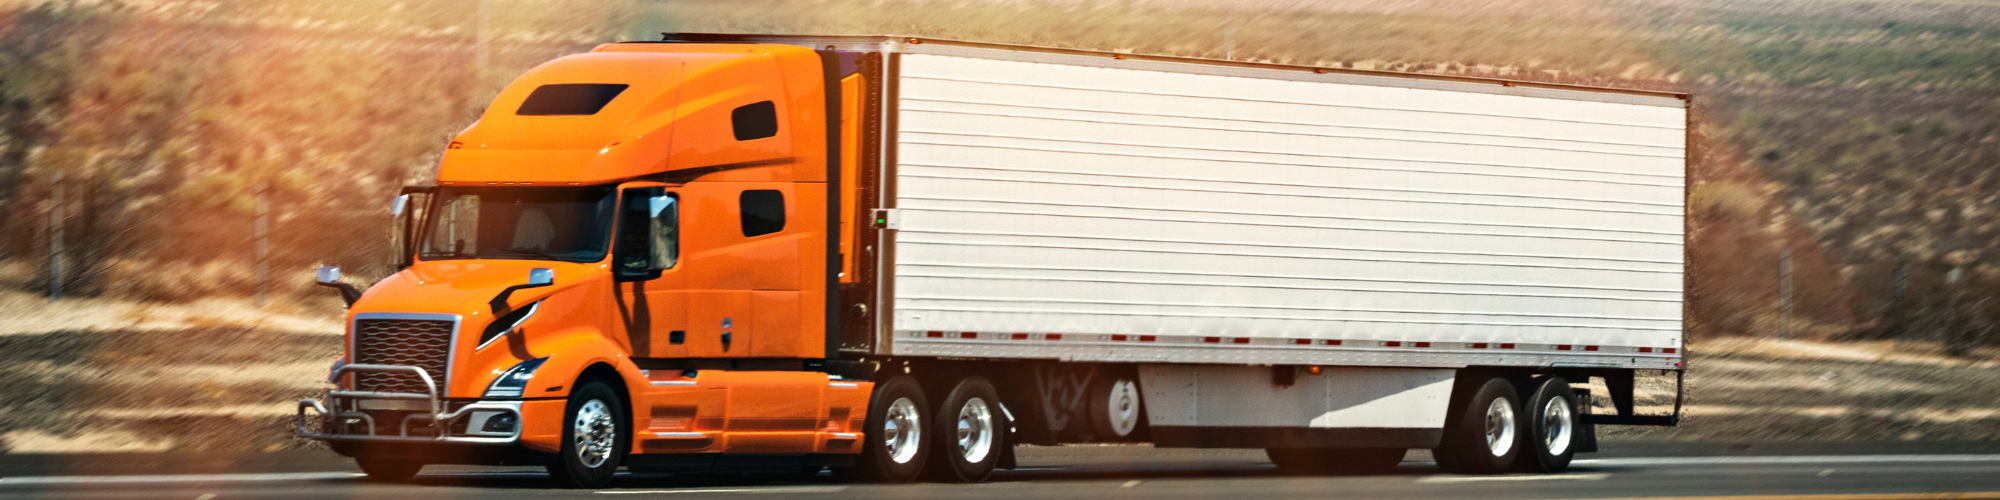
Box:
[675, 34, 1688, 476]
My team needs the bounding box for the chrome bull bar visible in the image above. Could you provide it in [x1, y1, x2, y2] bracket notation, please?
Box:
[296, 363, 522, 444]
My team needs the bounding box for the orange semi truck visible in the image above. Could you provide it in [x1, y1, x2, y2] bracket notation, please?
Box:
[299, 34, 1689, 487]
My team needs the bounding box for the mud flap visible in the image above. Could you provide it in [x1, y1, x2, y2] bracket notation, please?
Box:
[1573, 389, 1598, 454]
[998, 401, 1018, 469]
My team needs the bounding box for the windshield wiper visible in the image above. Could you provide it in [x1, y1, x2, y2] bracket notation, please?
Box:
[496, 247, 566, 260]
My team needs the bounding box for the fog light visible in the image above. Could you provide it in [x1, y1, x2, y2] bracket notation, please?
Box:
[483, 413, 519, 433]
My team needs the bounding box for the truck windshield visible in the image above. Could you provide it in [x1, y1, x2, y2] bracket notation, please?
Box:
[419, 186, 617, 263]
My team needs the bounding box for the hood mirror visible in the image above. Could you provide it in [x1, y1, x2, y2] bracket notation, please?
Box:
[527, 268, 554, 286]
[391, 194, 410, 217]
[313, 266, 362, 308]
[492, 268, 556, 316]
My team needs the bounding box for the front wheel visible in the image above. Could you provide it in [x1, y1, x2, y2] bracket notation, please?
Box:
[832, 375, 930, 483]
[546, 380, 628, 488]
[929, 376, 1006, 483]
[1518, 376, 1579, 472]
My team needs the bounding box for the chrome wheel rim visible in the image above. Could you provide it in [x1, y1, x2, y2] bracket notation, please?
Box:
[1105, 378, 1141, 437]
[883, 397, 922, 464]
[956, 397, 995, 463]
[1484, 397, 1517, 457]
[1542, 395, 1574, 456]
[573, 399, 616, 468]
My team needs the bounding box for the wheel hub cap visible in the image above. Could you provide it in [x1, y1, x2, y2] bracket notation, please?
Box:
[883, 397, 922, 464]
[956, 397, 995, 463]
[1106, 379, 1140, 437]
[1484, 397, 1517, 457]
[573, 399, 616, 468]
[1542, 396, 1574, 456]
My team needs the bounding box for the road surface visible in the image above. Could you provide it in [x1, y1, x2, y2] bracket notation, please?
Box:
[6, 443, 2000, 499]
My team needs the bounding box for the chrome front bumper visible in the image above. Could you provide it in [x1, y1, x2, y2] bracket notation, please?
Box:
[297, 364, 522, 444]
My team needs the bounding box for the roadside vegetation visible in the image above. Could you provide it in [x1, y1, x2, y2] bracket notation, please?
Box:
[0, 0, 1996, 451]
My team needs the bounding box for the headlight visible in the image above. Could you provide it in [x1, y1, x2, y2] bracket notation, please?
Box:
[483, 357, 550, 398]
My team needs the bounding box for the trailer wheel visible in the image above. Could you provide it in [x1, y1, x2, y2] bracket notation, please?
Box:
[547, 380, 628, 488]
[1519, 376, 1579, 472]
[1087, 373, 1144, 440]
[1266, 448, 1405, 475]
[355, 456, 423, 482]
[833, 375, 930, 483]
[1433, 376, 1522, 474]
[928, 376, 1006, 482]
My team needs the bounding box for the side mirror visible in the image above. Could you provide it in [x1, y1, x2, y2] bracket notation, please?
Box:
[527, 267, 554, 287]
[313, 266, 362, 308]
[391, 194, 410, 217]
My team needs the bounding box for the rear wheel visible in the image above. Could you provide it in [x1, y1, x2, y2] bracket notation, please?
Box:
[355, 456, 423, 482]
[1433, 376, 1522, 474]
[832, 375, 930, 482]
[1266, 448, 1405, 475]
[1518, 376, 1579, 472]
[928, 376, 1006, 482]
[546, 380, 628, 488]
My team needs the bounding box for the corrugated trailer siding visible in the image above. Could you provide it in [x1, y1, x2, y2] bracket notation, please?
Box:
[889, 52, 1684, 368]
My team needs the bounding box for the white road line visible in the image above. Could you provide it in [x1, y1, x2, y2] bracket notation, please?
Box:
[1577, 454, 2000, 466]
[597, 486, 847, 495]
[0, 472, 363, 486]
[1417, 473, 1609, 483]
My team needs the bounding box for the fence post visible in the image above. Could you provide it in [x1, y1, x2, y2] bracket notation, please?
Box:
[255, 181, 269, 308]
[1779, 247, 1793, 340]
[48, 170, 64, 302]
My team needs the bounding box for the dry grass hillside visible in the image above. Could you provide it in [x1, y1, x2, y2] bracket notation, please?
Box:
[2, 0, 1998, 451]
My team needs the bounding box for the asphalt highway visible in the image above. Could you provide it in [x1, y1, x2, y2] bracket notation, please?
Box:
[7, 443, 2000, 500]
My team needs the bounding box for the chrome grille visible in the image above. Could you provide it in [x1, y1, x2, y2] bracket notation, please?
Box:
[352, 318, 454, 394]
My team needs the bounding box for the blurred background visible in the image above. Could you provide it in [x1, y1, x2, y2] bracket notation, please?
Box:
[0, 0, 1996, 454]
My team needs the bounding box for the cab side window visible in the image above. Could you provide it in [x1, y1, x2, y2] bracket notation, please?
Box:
[740, 190, 785, 237]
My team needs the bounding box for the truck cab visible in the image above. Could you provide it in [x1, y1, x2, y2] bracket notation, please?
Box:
[299, 42, 880, 487]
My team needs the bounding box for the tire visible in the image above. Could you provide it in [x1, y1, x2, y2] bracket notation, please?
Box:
[1266, 448, 1405, 475]
[1087, 373, 1143, 441]
[1433, 376, 1523, 474]
[928, 376, 1006, 483]
[1518, 376, 1579, 472]
[356, 456, 423, 482]
[832, 375, 930, 483]
[546, 380, 629, 489]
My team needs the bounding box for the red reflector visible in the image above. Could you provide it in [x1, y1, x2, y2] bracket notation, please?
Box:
[1558, 345, 1573, 351]
[1140, 335, 1157, 342]
[959, 332, 977, 339]
[926, 331, 944, 338]
[1324, 339, 1342, 346]
[1047, 334, 1063, 341]
[1639, 347, 1653, 353]
[1204, 337, 1221, 343]
[1231, 338, 1250, 344]
[1294, 339, 1312, 345]
[1472, 343, 1489, 349]
[1414, 342, 1431, 348]
[1011, 333, 1028, 340]
[1385, 341, 1402, 347]
[1112, 335, 1128, 342]
[1585, 345, 1599, 352]
[1664, 347, 1678, 354]
[1501, 343, 1516, 349]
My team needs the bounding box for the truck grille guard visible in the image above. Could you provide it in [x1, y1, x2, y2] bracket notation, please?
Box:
[296, 363, 522, 444]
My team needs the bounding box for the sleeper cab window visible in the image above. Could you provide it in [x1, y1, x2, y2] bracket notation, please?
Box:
[516, 83, 629, 115]
[740, 190, 785, 237]
[731, 100, 779, 140]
